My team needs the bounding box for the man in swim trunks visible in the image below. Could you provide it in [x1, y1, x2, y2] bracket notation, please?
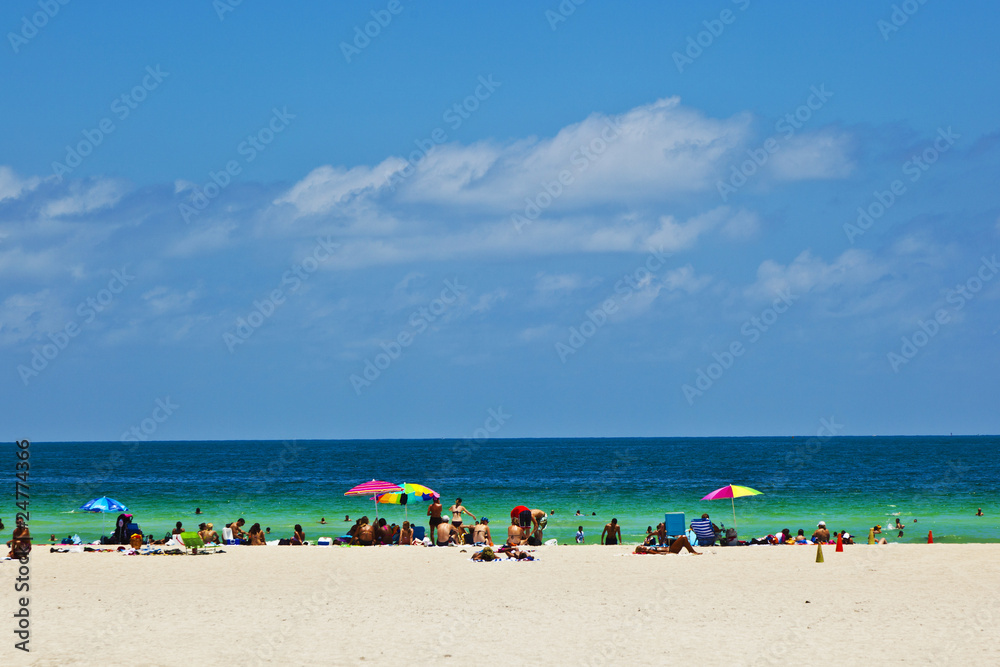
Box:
[435, 516, 458, 546]
[428, 495, 444, 537]
[601, 518, 621, 545]
[229, 518, 247, 542]
[450, 498, 476, 542]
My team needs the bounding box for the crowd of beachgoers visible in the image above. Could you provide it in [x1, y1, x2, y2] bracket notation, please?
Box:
[8, 495, 953, 558]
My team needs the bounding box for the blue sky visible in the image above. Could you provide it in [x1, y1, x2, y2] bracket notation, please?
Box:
[2, 1, 998, 440]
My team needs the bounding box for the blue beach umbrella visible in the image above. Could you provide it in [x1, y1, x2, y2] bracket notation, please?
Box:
[80, 496, 129, 538]
[80, 496, 129, 513]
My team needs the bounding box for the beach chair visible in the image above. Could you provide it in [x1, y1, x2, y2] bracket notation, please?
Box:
[178, 532, 220, 554]
[664, 512, 685, 541]
[690, 517, 717, 546]
[412, 526, 425, 541]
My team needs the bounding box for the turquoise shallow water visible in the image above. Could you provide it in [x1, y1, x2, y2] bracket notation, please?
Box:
[9, 436, 999, 544]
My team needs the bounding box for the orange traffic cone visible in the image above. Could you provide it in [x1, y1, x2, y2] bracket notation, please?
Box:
[927, 530, 933, 544]
[835, 532, 843, 552]
[816, 543, 824, 563]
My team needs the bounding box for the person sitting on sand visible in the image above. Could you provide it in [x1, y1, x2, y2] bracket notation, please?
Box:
[643, 526, 657, 546]
[471, 519, 492, 546]
[690, 514, 719, 547]
[794, 529, 809, 544]
[776, 528, 792, 544]
[507, 517, 526, 546]
[634, 534, 700, 555]
[230, 518, 247, 541]
[8, 516, 31, 558]
[601, 518, 622, 545]
[436, 516, 459, 547]
[291, 524, 306, 545]
[172, 521, 184, 535]
[841, 532, 854, 545]
[248, 523, 266, 546]
[812, 521, 830, 542]
[354, 519, 374, 546]
[201, 523, 220, 545]
[427, 495, 444, 538]
[400, 521, 413, 545]
[655, 523, 668, 545]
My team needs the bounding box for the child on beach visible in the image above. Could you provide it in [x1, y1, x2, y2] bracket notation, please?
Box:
[576, 526, 584, 544]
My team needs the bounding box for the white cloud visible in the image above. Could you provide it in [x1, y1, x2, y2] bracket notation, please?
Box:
[769, 130, 854, 181]
[0, 166, 41, 203]
[41, 178, 126, 218]
[274, 158, 407, 216]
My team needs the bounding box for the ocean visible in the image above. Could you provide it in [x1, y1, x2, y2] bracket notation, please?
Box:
[13, 436, 998, 544]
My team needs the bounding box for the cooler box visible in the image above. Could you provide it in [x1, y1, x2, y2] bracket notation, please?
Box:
[664, 512, 685, 538]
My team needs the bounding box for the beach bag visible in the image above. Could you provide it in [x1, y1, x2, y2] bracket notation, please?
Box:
[129, 533, 143, 549]
[527, 535, 542, 546]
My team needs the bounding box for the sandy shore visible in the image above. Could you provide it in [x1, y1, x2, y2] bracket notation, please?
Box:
[4, 543, 999, 666]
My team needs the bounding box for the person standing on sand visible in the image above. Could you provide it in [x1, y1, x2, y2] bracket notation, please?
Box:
[450, 498, 476, 541]
[576, 526, 585, 544]
[428, 495, 444, 537]
[601, 518, 621, 545]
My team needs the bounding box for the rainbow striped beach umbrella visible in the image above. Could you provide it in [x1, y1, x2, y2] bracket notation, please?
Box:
[345, 480, 402, 520]
[374, 482, 438, 520]
[701, 484, 762, 529]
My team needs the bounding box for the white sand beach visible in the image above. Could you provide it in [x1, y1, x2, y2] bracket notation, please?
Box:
[5, 543, 999, 666]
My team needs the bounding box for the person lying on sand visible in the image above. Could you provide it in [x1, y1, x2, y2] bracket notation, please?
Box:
[634, 535, 700, 555]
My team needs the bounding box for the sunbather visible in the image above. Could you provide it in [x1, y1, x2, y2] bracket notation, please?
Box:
[291, 524, 306, 545]
[8, 516, 31, 558]
[633, 535, 700, 555]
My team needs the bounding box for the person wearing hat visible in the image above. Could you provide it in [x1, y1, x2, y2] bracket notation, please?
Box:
[812, 521, 830, 543]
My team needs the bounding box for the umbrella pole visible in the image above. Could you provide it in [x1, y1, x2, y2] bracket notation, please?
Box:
[731, 497, 737, 530]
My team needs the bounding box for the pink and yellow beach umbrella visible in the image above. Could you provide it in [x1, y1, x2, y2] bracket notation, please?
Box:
[701, 484, 762, 529]
[345, 480, 403, 520]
